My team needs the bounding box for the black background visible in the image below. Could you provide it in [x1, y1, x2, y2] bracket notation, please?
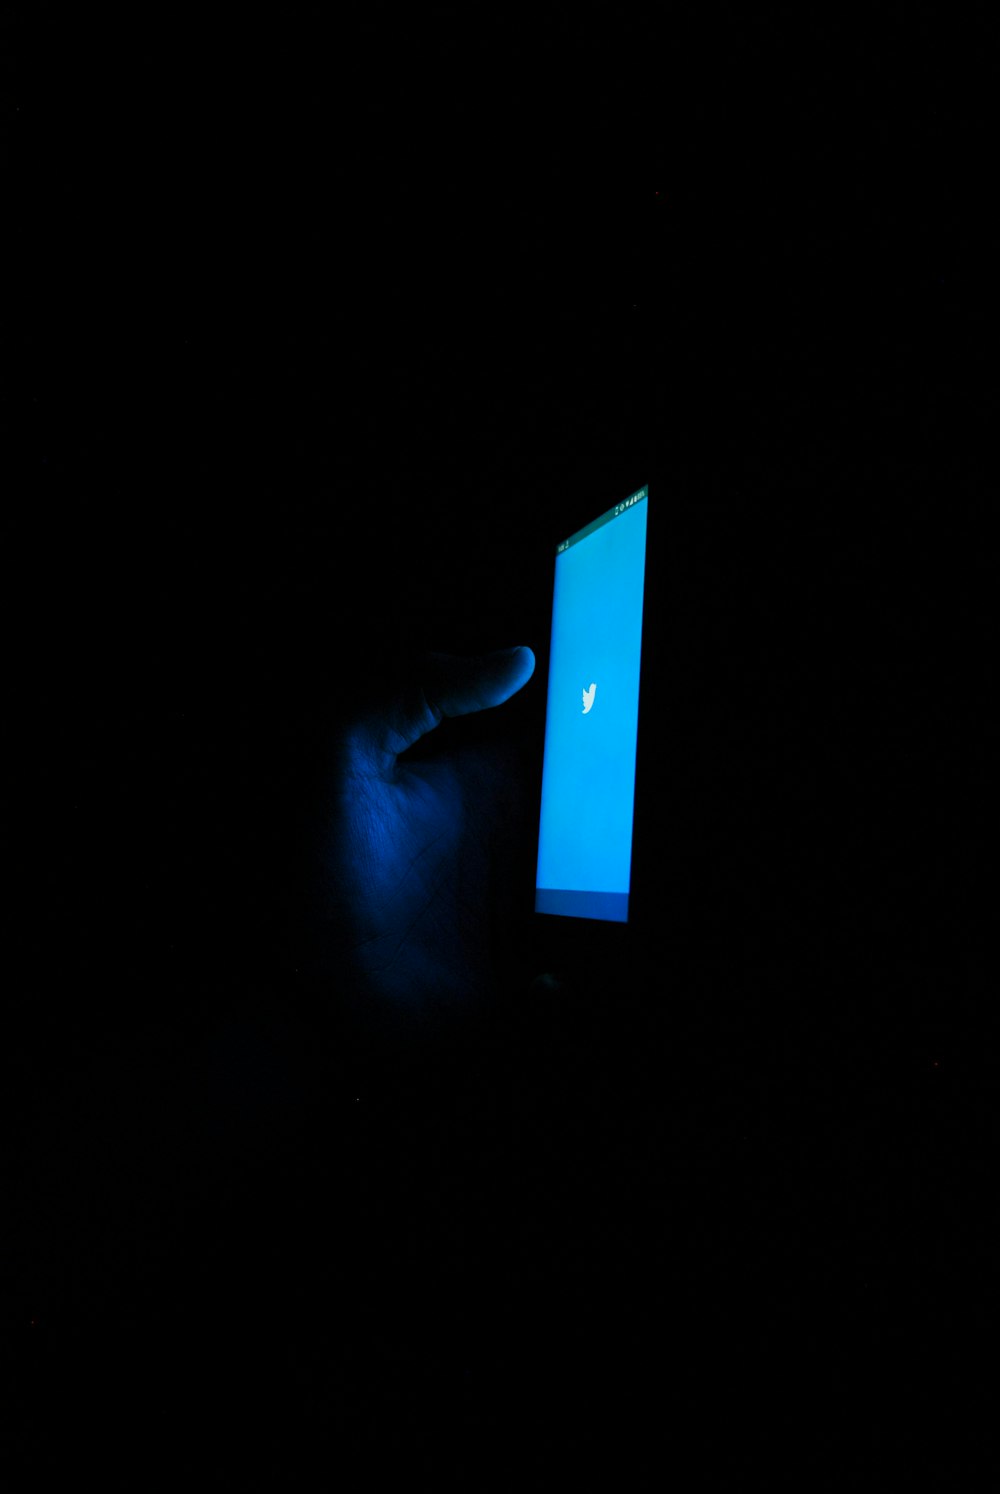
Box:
[5, 4, 994, 1481]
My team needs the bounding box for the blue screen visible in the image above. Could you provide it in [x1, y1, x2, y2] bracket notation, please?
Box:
[535, 486, 648, 922]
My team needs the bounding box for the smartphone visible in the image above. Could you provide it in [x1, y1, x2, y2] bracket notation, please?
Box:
[534, 483, 649, 924]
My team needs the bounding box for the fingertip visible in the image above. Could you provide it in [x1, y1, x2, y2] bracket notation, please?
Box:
[474, 645, 534, 709]
[504, 645, 536, 689]
[502, 644, 535, 673]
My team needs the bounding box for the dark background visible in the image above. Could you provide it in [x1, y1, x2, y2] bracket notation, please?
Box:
[5, 4, 994, 1480]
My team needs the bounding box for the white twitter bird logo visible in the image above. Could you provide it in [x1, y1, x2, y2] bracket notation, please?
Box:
[582, 683, 596, 714]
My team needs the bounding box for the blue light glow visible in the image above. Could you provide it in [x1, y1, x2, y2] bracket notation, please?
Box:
[535, 491, 647, 922]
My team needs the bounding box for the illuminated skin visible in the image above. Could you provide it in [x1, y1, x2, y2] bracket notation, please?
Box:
[312, 647, 536, 1037]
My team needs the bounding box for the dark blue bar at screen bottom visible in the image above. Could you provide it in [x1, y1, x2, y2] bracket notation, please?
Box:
[534, 888, 630, 923]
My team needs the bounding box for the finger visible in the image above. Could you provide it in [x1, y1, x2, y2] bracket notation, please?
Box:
[426, 646, 536, 720]
[380, 647, 536, 759]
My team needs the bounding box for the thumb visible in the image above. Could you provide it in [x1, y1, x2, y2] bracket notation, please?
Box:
[425, 646, 536, 722]
[371, 647, 535, 761]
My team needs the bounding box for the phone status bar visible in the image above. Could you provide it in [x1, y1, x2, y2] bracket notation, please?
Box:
[556, 484, 648, 555]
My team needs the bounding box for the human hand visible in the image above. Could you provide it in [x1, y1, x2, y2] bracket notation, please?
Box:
[306, 646, 536, 1041]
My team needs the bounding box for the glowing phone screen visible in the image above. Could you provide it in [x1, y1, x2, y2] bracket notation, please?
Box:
[535, 485, 648, 922]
